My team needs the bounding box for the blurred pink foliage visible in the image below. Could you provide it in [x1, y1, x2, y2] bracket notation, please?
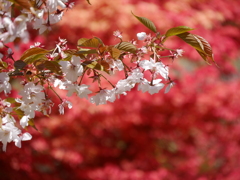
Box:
[1, 0, 240, 179]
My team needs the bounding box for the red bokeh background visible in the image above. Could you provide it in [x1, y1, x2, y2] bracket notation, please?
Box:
[1, 0, 240, 179]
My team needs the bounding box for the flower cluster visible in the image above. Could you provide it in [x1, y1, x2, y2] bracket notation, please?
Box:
[0, 0, 74, 45]
[0, 32, 180, 151]
[0, 0, 213, 152]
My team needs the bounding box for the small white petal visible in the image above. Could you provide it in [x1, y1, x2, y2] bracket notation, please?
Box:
[22, 132, 32, 141]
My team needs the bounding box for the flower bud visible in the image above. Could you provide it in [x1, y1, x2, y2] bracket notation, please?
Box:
[137, 32, 147, 40]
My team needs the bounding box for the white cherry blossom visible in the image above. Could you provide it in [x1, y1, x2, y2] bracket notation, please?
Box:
[127, 68, 144, 84]
[2, 114, 16, 124]
[139, 58, 169, 80]
[138, 79, 164, 95]
[47, 0, 68, 12]
[90, 89, 116, 105]
[19, 82, 45, 105]
[0, 99, 12, 113]
[106, 59, 124, 74]
[66, 84, 92, 99]
[58, 100, 72, 115]
[14, 132, 32, 149]
[0, 72, 11, 95]
[115, 79, 135, 95]
[0, 122, 31, 152]
[59, 55, 84, 82]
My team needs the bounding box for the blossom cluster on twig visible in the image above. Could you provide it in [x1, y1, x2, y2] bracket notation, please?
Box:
[0, 0, 214, 152]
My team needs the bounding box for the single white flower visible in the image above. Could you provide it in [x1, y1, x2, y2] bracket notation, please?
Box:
[58, 100, 72, 115]
[47, 0, 67, 12]
[148, 79, 165, 95]
[90, 89, 116, 105]
[113, 30, 122, 39]
[33, 13, 63, 34]
[138, 79, 164, 95]
[127, 68, 144, 84]
[41, 99, 54, 116]
[30, 42, 42, 48]
[0, 122, 21, 152]
[175, 49, 184, 58]
[14, 132, 32, 148]
[0, 72, 11, 95]
[137, 79, 150, 93]
[155, 61, 169, 80]
[0, 99, 12, 113]
[115, 79, 135, 95]
[54, 79, 67, 89]
[19, 82, 45, 105]
[15, 98, 37, 119]
[139, 58, 169, 80]
[59, 55, 83, 82]
[2, 114, 16, 124]
[65, 84, 92, 99]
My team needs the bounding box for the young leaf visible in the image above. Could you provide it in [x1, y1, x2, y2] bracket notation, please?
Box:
[98, 45, 108, 54]
[115, 42, 137, 53]
[23, 53, 48, 64]
[44, 61, 62, 74]
[132, 12, 157, 33]
[109, 47, 121, 59]
[9, 0, 33, 11]
[162, 26, 194, 42]
[77, 38, 88, 45]
[82, 61, 109, 73]
[0, 59, 8, 69]
[13, 108, 25, 120]
[33, 60, 46, 71]
[28, 118, 38, 131]
[5, 97, 16, 104]
[77, 49, 98, 55]
[78, 37, 103, 48]
[20, 47, 49, 62]
[177, 32, 216, 65]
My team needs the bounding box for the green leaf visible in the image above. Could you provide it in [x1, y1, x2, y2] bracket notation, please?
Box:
[115, 42, 137, 53]
[177, 32, 216, 65]
[163, 26, 194, 42]
[132, 12, 157, 33]
[20, 47, 49, 61]
[78, 37, 103, 48]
